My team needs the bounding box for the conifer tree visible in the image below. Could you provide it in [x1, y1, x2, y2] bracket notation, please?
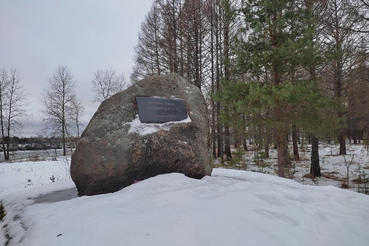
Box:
[219, 0, 340, 177]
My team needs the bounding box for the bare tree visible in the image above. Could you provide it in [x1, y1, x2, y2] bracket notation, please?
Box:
[320, 0, 363, 154]
[92, 69, 128, 103]
[131, 0, 242, 160]
[0, 68, 28, 161]
[70, 97, 84, 137]
[0, 68, 9, 159]
[131, 2, 165, 81]
[42, 65, 78, 156]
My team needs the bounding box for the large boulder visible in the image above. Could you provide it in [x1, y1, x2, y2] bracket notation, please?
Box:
[71, 74, 212, 196]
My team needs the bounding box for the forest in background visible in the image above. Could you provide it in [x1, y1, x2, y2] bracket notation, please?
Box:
[131, 0, 369, 178]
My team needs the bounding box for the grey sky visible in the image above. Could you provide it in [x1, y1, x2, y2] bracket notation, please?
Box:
[0, 0, 154, 137]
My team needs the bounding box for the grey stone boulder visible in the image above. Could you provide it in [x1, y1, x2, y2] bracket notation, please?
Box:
[70, 74, 212, 196]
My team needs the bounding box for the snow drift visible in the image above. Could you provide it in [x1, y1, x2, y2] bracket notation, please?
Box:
[1, 165, 368, 246]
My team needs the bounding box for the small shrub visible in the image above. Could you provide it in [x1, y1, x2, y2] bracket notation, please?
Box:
[228, 147, 247, 170]
[0, 201, 5, 221]
[354, 164, 369, 194]
[340, 182, 349, 189]
[25, 179, 33, 188]
[363, 132, 369, 155]
[254, 151, 267, 163]
[50, 175, 56, 183]
[255, 159, 270, 173]
[284, 151, 296, 179]
[253, 150, 270, 173]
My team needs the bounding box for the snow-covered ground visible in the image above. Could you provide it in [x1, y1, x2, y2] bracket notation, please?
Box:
[221, 143, 369, 194]
[0, 145, 369, 246]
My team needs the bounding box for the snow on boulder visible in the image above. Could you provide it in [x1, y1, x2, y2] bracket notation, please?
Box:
[71, 74, 212, 196]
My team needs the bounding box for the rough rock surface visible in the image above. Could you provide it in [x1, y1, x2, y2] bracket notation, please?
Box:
[71, 74, 212, 196]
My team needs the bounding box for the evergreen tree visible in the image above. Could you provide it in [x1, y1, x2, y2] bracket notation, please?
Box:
[218, 0, 340, 177]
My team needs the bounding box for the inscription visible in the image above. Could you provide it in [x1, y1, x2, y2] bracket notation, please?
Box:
[136, 97, 187, 123]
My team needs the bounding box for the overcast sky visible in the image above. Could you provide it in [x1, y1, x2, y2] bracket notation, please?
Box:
[0, 0, 154, 137]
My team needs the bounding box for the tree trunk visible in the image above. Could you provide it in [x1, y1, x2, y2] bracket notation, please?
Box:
[223, 1, 231, 161]
[292, 124, 299, 161]
[215, 3, 223, 161]
[0, 103, 8, 160]
[1, 142, 6, 161]
[353, 128, 358, 144]
[5, 139, 9, 161]
[210, 2, 216, 159]
[310, 135, 321, 177]
[225, 124, 232, 160]
[276, 132, 286, 177]
[264, 139, 269, 158]
[339, 128, 346, 155]
[243, 139, 248, 151]
[235, 135, 241, 148]
[211, 106, 216, 159]
[6, 118, 11, 161]
[217, 122, 223, 159]
[62, 128, 66, 156]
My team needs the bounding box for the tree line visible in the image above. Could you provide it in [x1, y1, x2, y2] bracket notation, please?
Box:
[131, 0, 369, 178]
[0, 66, 129, 161]
[0, 136, 79, 151]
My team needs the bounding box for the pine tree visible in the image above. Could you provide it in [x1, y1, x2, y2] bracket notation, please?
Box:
[218, 0, 341, 177]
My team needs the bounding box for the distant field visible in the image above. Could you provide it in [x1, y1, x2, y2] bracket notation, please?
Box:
[0, 149, 74, 162]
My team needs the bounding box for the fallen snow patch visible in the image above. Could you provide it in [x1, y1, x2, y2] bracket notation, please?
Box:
[127, 115, 192, 136]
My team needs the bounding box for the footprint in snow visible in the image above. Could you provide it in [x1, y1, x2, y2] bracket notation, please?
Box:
[255, 209, 299, 226]
[253, 193, 285, 207]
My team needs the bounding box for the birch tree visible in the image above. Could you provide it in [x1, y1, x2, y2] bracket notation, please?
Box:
[42, 65, 79, 156]
[0, 68, 27, 161]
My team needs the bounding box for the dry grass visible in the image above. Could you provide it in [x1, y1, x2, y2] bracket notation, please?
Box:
[321, 171, 345, 182]
[302, 173, 316, 180]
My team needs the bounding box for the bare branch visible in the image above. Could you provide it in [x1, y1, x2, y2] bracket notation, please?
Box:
[92, 69, 128, 103]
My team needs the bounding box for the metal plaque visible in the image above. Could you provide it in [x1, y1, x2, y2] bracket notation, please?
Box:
[136, 97, 188, 123]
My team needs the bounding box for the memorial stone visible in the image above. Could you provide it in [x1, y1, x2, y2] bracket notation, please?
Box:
[71, 74, 212, 196]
